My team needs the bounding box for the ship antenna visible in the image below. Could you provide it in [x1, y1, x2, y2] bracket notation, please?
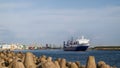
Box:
[71, 36, 73, 41]
[82, 36, 84, 39]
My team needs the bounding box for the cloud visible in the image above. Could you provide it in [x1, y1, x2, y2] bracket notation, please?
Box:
[0, 27, 16, 43]
[0, 2, 32, 10]
[0, 2, 120, 44]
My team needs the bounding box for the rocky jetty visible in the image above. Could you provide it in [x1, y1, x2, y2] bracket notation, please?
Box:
[0, 51, 117, 68]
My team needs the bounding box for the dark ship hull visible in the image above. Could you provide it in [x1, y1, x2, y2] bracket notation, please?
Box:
[63, 45, 89, 51]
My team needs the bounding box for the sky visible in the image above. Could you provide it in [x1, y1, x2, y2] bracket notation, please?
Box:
[0, 0, 120, 45]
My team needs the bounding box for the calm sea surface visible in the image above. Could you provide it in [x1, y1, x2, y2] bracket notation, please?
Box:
[14, 49, 120, 67]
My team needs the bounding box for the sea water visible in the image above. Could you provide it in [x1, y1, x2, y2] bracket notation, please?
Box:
[14, 49, 120, 67]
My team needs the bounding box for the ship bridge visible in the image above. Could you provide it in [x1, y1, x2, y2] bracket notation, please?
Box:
[76, 36, 90, 44]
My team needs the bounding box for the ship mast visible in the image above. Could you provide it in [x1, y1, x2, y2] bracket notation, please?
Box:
[82, 36, 84, 39]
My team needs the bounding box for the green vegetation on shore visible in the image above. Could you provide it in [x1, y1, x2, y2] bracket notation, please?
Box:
[91, 46, 120, 50]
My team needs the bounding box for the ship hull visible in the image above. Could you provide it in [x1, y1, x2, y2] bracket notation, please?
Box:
[63, 45, 89, 51]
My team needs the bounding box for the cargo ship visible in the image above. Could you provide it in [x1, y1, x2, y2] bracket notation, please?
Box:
[63, 36, 90, 51]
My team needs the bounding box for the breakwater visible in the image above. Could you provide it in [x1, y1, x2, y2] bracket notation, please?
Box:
[92, 46, 120, 50]
[0, 50, 117, 68]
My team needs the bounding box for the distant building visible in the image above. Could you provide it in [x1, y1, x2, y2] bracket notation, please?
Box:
[0, 44, 2, 48]
[2, 44, 11, 50]
[1, 44, 18, 50]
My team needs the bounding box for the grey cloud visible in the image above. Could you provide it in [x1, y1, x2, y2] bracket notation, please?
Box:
[0, 4, 120, 45]
[0, 27, 16, 43]
[0, 2, 32, 10]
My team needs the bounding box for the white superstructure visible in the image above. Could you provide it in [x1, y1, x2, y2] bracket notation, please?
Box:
[76, 36, 90, 45]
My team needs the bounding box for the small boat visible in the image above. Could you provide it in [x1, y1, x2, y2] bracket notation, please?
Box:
[63, 36, 90, 51]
